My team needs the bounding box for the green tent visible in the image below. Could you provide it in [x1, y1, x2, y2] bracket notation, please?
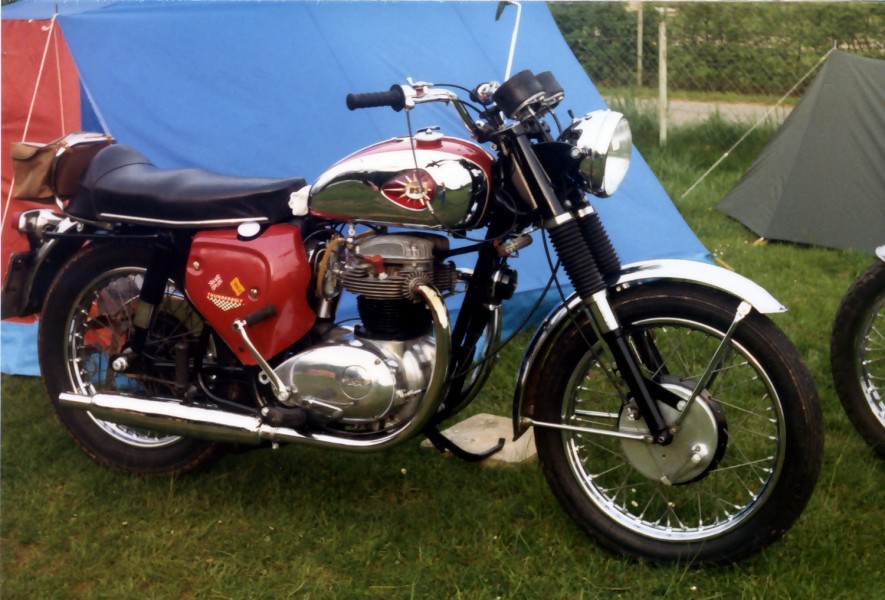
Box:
[717, 51, 885, 255]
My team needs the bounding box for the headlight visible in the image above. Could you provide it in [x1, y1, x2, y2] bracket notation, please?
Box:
[571, 110, 632, 197]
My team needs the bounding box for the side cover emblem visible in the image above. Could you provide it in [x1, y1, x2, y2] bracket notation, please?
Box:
[207, 292, 244, 312]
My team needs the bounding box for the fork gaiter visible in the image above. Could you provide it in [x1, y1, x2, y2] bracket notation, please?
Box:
[577, 210, 621, 277]
[548, 219, 606, 299]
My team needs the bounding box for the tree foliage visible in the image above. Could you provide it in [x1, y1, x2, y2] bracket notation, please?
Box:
[550, 1, 885, 96]
[552, 2, 661, 88]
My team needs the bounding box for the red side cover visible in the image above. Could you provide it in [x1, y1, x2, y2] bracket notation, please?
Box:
[2, 20, 82, 321]
[185, 224, 316, 364]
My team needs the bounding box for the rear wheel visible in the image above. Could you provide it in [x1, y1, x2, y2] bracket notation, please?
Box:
[39, 242, 226, 475]
[831, 259, 885, 457]
[529, 283, 823, 564]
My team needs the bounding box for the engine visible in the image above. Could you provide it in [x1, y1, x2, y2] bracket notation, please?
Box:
[272, 233, 457, 428]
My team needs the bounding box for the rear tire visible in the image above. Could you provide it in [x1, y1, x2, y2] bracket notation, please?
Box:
[831, 259, 885, 457]
[529, 283, 823, 564]
[38, 242, 226, 475]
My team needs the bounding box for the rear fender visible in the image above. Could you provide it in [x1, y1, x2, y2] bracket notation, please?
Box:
[1, 214, 85, 318]
[511, 258, 785, 438]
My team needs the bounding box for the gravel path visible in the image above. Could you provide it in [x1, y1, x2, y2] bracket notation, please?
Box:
[629, 98, 793, 127]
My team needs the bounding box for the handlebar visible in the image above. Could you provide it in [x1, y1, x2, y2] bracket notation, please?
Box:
[346, 82, 460, 111]
[346, 86, 407, 112]
[345, 81, 480, 138]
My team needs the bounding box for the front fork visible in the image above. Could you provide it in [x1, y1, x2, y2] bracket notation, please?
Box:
[546, 213, 674, 444]
[511, 128, 675, 443]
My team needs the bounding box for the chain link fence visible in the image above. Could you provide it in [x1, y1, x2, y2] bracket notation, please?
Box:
[551, 1, 884, 146]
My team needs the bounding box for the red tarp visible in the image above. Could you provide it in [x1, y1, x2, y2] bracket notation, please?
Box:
[2, 18, 81, 292]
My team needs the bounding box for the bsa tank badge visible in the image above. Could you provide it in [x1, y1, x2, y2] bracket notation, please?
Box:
[380, 169, 436, 211]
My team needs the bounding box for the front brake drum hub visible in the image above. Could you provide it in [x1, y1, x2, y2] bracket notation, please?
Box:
[618, 379, 728, 485]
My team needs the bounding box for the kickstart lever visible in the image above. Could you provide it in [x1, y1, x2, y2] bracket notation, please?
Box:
[231, 305, 290, 402]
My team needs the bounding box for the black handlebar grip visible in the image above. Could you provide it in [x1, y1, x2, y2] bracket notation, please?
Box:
[346, 85, 406, 112]
[243, 305, 277, 328]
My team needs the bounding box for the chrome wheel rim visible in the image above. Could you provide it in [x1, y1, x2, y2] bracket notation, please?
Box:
[856, 295, 885, 429]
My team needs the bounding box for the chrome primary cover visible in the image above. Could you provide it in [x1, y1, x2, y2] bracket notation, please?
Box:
[309, 133, 493, 229]
[273, 326, 435, 425]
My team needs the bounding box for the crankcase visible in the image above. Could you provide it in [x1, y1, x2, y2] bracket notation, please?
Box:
[274, 327, 435, 424]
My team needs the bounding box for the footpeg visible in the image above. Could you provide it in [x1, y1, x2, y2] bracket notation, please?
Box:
[261, 406, 307, 429]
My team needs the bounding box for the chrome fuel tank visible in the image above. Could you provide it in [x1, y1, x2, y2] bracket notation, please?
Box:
[309, 131, 494, 229]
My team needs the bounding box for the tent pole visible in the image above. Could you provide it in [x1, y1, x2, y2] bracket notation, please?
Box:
[657, 11, 667, 146]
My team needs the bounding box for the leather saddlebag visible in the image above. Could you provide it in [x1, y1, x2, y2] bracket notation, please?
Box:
[11, 132, 113, 202]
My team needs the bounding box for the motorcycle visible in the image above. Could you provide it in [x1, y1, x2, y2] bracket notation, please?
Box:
[831, 245, 885, 458]
[2, 18, 823, 564]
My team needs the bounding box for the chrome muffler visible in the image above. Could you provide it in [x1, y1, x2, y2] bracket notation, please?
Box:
[59, 284, 451, 451]
[59, 392, 269, 445]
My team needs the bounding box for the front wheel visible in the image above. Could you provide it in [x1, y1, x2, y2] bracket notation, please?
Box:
[528, 283, 823, 565]
[831, 259, 885, 457]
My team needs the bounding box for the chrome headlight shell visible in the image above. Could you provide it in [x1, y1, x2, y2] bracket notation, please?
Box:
[571, 110, 632, 197]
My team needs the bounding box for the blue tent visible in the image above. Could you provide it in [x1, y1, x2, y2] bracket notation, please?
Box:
[1, 0, 707, 375]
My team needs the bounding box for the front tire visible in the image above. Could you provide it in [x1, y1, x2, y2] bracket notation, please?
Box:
[831, 259, 885, 457]
[39, 241, 226, 475]
[529, 283, 823, 565]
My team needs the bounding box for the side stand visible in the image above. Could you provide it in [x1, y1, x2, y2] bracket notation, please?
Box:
[423, 425, 505, 463]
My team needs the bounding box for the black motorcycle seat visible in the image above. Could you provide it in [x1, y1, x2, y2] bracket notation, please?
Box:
[66, 144, 307, 228]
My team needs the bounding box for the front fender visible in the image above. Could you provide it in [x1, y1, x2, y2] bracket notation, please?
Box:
[615, 259, 785, 314]
[511, 258, 784, 438]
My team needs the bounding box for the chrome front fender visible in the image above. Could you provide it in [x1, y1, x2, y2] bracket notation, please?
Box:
[615, 259, 785, 314]
[511, 258, 785, 438]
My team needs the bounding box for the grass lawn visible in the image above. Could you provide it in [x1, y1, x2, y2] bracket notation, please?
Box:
[2, 118, 883, 598]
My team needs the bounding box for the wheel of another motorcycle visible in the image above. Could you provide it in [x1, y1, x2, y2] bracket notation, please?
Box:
[831, 259, 885, 458]
[38, 241, 227, 475]
[529, 282, 823, 565]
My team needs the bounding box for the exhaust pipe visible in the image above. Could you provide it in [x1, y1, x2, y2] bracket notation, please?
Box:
[59, 284, 451, 452]
[60, 391, 302, 446]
